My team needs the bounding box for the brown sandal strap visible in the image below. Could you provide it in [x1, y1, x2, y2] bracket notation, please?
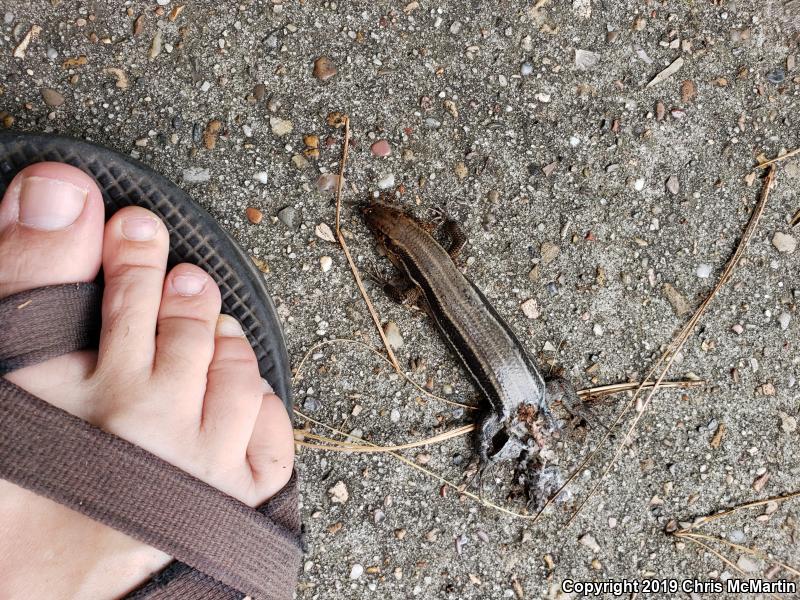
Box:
[0, 283, 101, 375]
[0, 378, 301, 599]
[127, 473, 301, 600]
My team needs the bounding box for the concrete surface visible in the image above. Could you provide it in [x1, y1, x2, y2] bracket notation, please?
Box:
[2, 0, 799, 598]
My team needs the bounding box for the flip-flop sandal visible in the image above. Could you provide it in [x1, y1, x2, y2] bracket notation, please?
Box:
[0, 131, 300, 599]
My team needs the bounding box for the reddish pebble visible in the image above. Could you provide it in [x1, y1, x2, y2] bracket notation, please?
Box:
[246, 207, 263, 224]
[371, 140, 391, 157]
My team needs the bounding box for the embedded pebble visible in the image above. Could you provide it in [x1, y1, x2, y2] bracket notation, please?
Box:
[634, 178, 645, 191]
[349, 564, 364, 579]
[253, 171, 269, 184]
[41, 88, 64, 107]
[328, 481, 349, 504]
[663, 283, 690, 316]
[575, 49, 600, 70]
[313, 56, 337, 81]
[377, 173, 395, 189]
[666, 175, 680, 195]
[766, 69, 785, 84]
[390, 408, 401, 423]
[383, 321, 403, 349]
[521, 62, 533, 76]
[270, 117, 293, 137]
[540, 241, 560, 264]
[736, 556, 759, 573]
[454, 162, 468, 180]
[182, 167, 210, 183]
[771, 232, 797, 253]
[728, 530, 746, 543]
[320, 256, 332, 273]
[277, 206, 297, 228]
[778, 312, 791, 330]
[246, 207, 263, 224]
[592, 323, 604, 337]
[315, 222, 336, 243]
[696, 264, 712, 278]
[521, 299, 540, 319]
[371, 140, 391, 157]
[315, 173, 341, 193]
[780, 412, 797, 433]
[579, 533, 601, 553]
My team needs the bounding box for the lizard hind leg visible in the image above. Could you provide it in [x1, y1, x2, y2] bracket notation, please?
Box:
[545, 377, 609, 431]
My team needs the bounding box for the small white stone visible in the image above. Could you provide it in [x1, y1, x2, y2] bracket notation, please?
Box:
[182, 167, 211, 183]
[772, 232, 797, 254]
[200, 80, 211, 92]
[377, 173, 395, 189]
[736, 555, 759, 573]
[579, 533, 601, 553]
[253, 171, 269, 184]
[320, 256, 333, 272]
[778, 312, 791, 330]
[521, 299, 540, 319]
[521, 62, 534, 76]
[242, 124, 253, 137]
[575, 49, 600, 70]
[270, 117, 293, 137]
[328, 480, 349, 504]
[390, 409, 401, 423]
[593, 323, 604, 336]
[383, 321, 403, 349]
[535, 92, 551, 103]
[350, 564, 364, 579]
[569, 135, 580, 147]
[634, 178, 645, 191]
[696, 263, 712, 278]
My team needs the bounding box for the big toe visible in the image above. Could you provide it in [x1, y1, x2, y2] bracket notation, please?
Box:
[0, 162, 105, 298]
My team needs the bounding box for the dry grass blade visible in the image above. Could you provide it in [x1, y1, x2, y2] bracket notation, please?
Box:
[295, 424, 475, 452]
[291, 337, 477, 409]
[546, 167, 777, 527]
[332, 116, 401, 372]
[294, 408, 538, 519]
[577, 379, 704, 400]
[755, 147, 800, 169]
[685, 490, 800, 530]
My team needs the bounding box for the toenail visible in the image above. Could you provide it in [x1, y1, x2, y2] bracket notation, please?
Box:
[18, 176, 87, 231]
[121, 216, 159, 241]
[171, 273, 207, 296]
[216, 314, 245, 337]
[261, 378, 274, 394]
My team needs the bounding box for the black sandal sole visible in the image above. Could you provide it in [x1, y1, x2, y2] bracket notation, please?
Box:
[0, 131, 292, 411]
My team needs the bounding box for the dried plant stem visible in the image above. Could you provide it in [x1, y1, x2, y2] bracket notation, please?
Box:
[756, 147, 800, 169]
[291, 337, 475, 409]
[547, 167, 777, 527]
[686, 490, 800, 530]
[333, 116, 401, 372]
[295, 425, 475, 453]
[294, 408, 537, 519]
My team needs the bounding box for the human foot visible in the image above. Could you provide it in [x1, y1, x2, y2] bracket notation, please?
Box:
[0, 163, 295, 599]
